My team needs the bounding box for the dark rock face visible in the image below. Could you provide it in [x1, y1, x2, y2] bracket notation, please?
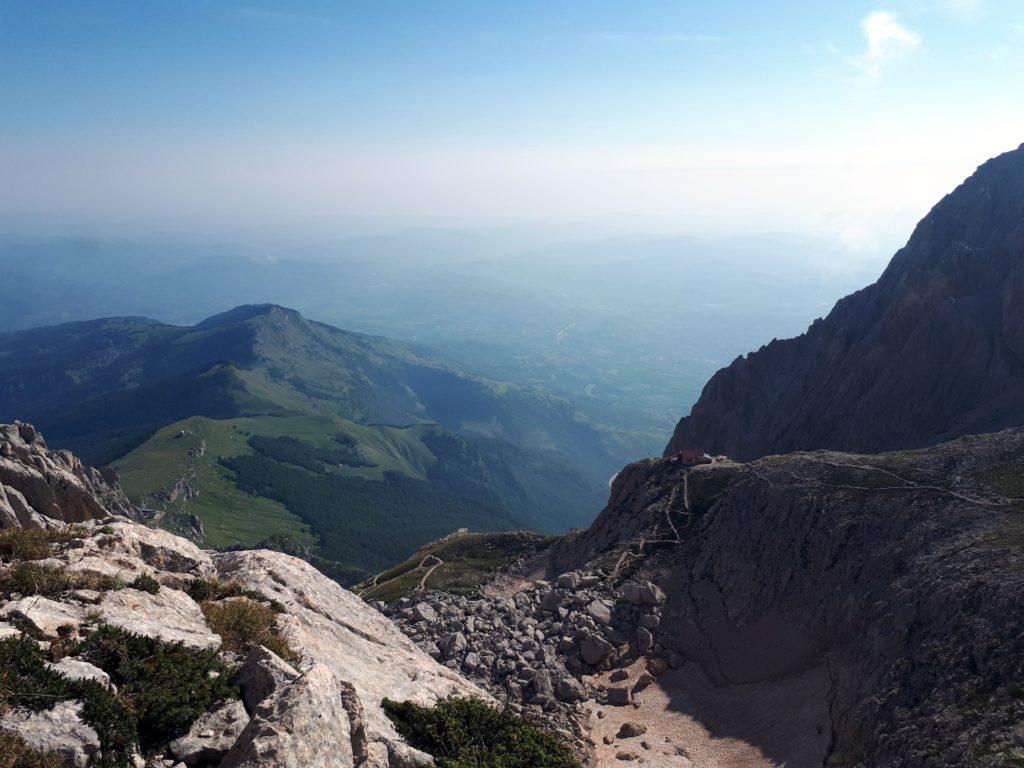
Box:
[567, 431, 1024, 767]
[667, 143, 1024, 461]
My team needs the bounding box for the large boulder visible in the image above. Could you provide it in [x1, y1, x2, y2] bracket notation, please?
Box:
[219, 664, 354, 768]
[2, 596, 85, 639]
[170, 700, 250, 766]
[97, 586, 221, 651]
[214, 550, 489, 767]
[235, 645, 301, 715]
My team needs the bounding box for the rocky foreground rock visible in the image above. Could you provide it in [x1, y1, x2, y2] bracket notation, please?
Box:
[0, 423, 484, 767]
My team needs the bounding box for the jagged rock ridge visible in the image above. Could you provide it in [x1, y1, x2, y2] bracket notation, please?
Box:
[0, 421, 137, 528]
[667, 143, 1024, 460]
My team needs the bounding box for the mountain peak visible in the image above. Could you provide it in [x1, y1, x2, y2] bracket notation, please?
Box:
[667, 142, 1024, 460]
[195, 304, 304, 329]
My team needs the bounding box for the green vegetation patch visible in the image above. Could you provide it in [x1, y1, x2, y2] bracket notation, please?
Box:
[248, 433, 375, 470]
[76, 626, 237, 754]
[128, 574, 161, 594]
[0, 631, 238, 765]
[113, 416, 319, 551]
[186, 577, 264, 603]
[0, 636, 136, 767]
[362, 531, 555, 603]
[382, 696, 581, 768]
[221, 453, 520, 572]
[117, 412, 598, 581]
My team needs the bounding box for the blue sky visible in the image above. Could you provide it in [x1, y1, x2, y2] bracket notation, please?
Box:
[2, 0, 1023, 249]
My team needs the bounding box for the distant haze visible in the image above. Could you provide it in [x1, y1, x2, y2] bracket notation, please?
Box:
[2, 2, 1024, 255]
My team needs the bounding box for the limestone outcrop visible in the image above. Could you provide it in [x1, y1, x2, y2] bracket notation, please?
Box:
[0, 423, 486, 768]
[0, 421, 136, 528]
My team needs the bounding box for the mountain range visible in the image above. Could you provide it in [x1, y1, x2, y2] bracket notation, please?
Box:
[0, 304, 613, 574]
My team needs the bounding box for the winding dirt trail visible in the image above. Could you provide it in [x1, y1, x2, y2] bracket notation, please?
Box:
[417, 555, 444, 591]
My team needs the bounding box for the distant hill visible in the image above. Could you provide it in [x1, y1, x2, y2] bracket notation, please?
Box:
[0, 304, 609, 575]
[668, 143, 1024, 460]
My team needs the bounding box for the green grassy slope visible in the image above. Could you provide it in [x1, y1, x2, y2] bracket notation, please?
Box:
[114, 412, 599, 576]
[3, 304, 613, 578]
[358, 530, 556, 603]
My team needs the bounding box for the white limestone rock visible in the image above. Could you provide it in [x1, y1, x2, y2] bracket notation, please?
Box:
[1, 596, 85, 639]
[97, 586, 220, 651]
[46, 657, 112, 688]
[170, 699, 250, 766]
[219, 664, 354, 768]
[0, 701, 101, 768]
[214, 549, 488, 767]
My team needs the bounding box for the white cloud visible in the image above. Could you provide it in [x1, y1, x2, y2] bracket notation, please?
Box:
[854, 11, 922, 77]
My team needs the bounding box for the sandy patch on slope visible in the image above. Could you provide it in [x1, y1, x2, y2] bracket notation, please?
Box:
[587, 659, 831, 767]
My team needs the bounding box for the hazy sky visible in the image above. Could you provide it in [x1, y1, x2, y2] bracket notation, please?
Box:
[2, 0, 1023, 251]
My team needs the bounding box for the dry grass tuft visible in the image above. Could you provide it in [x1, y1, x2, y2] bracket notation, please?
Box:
[201, 598, 298, 663]
[0, 526, 87, 562]
[0, 562, 123, 598]
[0, 728, 64, 768]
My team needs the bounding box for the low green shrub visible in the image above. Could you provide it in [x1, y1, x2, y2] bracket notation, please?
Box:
[200, 598, 298, 663]
[0, 728, 65, 768]
[382, 696, 581, 768]
[187, 577, 258, 603]
[0, 562, 123, 598]
[128, 573, 160, 594]
[76, 626, 237, 751]
[0, 637, 136, 768]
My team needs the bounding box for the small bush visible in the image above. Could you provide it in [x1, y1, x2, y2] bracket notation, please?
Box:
[128, 573, 160, 594]
[0, 637, 136, 768]
[382, 696, 581, 768]
[201, 598, 298, 663]
[0, 728, 64, 768]
[76, 626, 237, 751]
[187, 577, 255, 602]
[0, 562, 123, 598]
[0, 526, 86, 562]
[188, 578, 284, 613]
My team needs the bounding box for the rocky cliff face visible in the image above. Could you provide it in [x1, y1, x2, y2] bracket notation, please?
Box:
[667, 143, 1024, 460]
[535, 432, 1024, 767]
[0, 423, 485, 767]
[1, 421, 137, 528]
